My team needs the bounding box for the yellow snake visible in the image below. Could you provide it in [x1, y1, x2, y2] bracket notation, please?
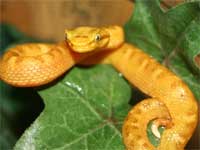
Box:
[0, 26, 198, 150]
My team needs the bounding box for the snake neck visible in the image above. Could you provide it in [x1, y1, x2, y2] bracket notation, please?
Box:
[104, 26, 125, 50]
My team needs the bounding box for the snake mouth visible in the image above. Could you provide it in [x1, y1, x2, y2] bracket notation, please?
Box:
[67, 40, 100, 53]
[69, 44, 97, 53]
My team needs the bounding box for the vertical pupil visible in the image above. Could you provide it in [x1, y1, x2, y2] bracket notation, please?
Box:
[65, 34, 68, 40]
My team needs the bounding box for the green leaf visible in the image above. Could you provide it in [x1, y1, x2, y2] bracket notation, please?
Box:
[125, 0, 164, 62]
[125, 0, 200, 100]
[178, 17, 200, 75]
[14, 65, 132, 150]
[168, 55, 200, 99]
[147, 121, 165, 147]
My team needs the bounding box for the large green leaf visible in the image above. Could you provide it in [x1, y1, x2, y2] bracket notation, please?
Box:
[14, 65, 132, 150]
[125, 0, 200, 100]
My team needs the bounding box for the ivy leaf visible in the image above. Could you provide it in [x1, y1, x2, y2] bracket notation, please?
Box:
[14, 65, 132, 150]
[125, 0, 200, 100]
[169, 55, 200, 99]
[147, 121, 164, 147]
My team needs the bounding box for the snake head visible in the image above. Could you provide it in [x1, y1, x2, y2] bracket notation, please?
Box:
[65, 27, 109, 53]
[65, 26, 124, 53]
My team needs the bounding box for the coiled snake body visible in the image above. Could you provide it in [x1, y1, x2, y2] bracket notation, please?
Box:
[0, 26, 198, 150]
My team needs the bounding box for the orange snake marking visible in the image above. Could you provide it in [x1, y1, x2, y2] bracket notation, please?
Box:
[0, 26, 198, 150]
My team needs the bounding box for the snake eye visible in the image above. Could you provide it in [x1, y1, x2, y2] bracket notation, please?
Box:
[95, 34, 101, 41]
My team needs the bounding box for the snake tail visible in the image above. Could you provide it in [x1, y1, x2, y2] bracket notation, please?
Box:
[123, 98, 171, 150]
[108, 44, 198, 150]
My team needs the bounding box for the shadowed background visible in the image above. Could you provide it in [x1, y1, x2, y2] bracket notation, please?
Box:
[0, 0, 133, 41]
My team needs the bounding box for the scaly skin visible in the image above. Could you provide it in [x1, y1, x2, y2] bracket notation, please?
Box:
[107, 44, 198, 150]
[122, 98, 172, 150]
[0, 42, 92, 87]
[0, 26, 198, 149]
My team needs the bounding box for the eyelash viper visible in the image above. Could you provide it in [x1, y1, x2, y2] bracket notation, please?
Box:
[0, 26, 198, 150]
